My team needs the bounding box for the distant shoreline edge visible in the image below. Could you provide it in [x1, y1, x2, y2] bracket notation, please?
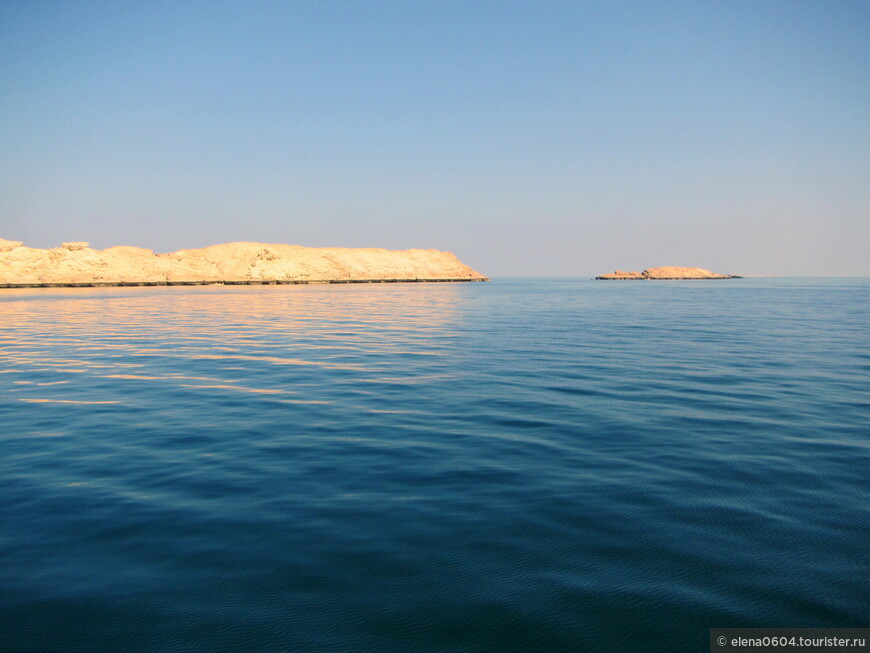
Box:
[0, 278, 489, 289]
[594, 276, 743, 280]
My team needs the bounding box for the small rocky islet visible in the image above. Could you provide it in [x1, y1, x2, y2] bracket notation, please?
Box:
[596, 266, 741, 280]
[0, 237, 488, 288]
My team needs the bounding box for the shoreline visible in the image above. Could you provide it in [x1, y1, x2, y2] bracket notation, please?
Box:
[594, 276, 743, 280]
[0, 277, 489, 289]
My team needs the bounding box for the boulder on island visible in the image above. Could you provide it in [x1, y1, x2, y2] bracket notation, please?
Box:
[61, 241, 91, 251]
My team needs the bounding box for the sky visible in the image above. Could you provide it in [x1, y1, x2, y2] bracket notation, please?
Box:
[1, 1, 868, 276]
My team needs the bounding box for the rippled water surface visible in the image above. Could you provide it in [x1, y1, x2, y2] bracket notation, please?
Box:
[1, 278, 867, 651]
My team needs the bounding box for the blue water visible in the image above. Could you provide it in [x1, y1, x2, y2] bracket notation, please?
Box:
[1, 278, 867, 652]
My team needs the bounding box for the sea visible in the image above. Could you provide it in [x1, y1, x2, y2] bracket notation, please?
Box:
[0, 277, 867, 652]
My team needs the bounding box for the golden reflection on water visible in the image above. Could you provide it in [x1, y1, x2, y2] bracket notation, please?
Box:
[19, 399, 122, 404]
[101, 374, 234, 382]
[0, 284, 464, 404]
[177, 384, 288, 395]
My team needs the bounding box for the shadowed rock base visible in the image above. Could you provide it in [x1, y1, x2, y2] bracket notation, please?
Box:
[0, 278, 486, 288]
[0, 238, 489, 288]
[596, 266, 741, 280]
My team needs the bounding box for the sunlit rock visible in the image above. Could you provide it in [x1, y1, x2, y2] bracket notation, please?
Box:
[0, 238, 23, 252]
[0, 238, 488, 287]
[61, 241, 90, 251]
[596, 266, 740, 280]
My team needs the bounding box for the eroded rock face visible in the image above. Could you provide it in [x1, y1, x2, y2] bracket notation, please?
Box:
[596, 266, 740, 280]
[0, 238, 488, 286]
[0, 238, 23, 252]
[61, 241, 90, 251]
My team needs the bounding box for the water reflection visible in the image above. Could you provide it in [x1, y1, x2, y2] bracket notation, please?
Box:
[19, 399, 122, 404]
[0, 284, 467, 405]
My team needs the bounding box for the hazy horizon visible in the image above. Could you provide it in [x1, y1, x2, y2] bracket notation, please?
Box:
[2, 1, 868, 277]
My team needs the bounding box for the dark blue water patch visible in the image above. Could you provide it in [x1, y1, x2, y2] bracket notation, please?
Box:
[1, 279, 868, 651]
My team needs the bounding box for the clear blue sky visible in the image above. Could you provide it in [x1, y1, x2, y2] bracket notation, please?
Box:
[1, 0, 868, 275]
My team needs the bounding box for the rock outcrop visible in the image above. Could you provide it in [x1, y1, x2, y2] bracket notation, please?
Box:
[596, 266, 740, 280]
[0, 238, 488, 287]
[0, 238, 23, 252]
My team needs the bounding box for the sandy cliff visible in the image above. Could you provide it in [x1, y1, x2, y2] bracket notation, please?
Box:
[596, 266, 740, 280]
[0, 238, 488, 287]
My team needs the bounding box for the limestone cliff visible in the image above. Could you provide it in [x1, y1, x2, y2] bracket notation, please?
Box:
[596, 266, 740, 280]
[0, 238, 488, 287]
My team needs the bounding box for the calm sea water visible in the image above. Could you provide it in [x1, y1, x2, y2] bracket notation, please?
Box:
[1, 278, 867, 652]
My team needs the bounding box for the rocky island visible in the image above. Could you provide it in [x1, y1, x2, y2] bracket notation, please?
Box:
[596, 266, 741, 280]
[0, 237, 488, 288]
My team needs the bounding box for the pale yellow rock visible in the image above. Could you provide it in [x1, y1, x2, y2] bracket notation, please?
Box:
[644, 266, 734, 279]
[0, 238, 23, 252]
[102, 246, 155, 257]
[598, 269, 644, 279]
[61, 241, 90, 251]
[596, 266, 739, 280]
[0, 237, 488, 286]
